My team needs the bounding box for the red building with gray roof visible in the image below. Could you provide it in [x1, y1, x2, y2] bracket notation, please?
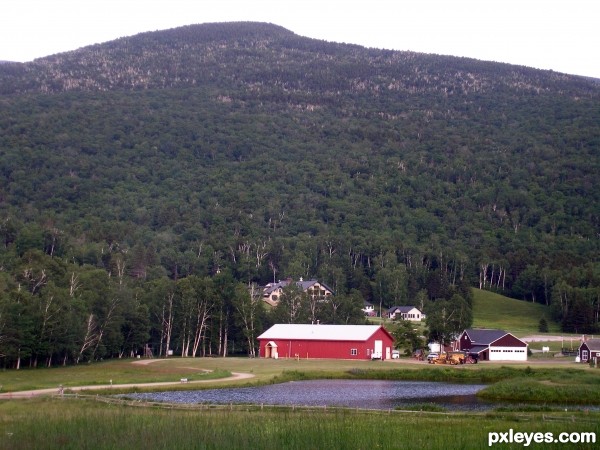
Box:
[454, 328, 528, 361]
[578, 339, 600, 364]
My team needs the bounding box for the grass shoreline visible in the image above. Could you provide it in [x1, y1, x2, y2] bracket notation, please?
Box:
[1, 359, 599, 449]
[269, 366, 600, 405]
[2, 358, 599, 406]
[1, 397, 598, 450]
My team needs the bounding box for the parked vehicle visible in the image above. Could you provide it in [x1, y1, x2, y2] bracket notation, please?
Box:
[391, 350, 400, 359]
[426, 352, 439, 361]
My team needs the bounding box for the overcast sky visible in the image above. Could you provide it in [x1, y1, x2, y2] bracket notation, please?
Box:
[1, 0, 598, 78]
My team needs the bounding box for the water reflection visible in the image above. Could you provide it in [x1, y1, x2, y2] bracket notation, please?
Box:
[124, 380, 492, 411]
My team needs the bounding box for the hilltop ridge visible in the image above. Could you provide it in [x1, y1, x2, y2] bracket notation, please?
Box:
[1, 22, 597, 97]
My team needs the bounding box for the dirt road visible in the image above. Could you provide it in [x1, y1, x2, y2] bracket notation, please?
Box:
[0, 360, 254, 399]
[520, 334, 585, 342]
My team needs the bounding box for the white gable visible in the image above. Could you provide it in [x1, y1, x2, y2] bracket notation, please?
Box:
[258, 324, 383, 341]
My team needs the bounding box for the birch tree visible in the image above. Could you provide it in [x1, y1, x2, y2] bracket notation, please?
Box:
[233, 283, 264, 357]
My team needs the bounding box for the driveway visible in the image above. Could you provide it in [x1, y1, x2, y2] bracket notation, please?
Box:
[0, 361, 254, 399]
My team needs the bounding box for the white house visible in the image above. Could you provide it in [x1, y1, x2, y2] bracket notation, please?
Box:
[362, 301, 376, 316]
[387, 306, 424, 321]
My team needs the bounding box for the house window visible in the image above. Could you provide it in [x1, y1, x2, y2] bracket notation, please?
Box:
[582, 350, 589, 361]
[350, 349, 357, 356]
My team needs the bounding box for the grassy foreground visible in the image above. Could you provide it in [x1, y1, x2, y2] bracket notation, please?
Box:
[1, 358, 599, 449]
[2, 357, 599, 403]
[0, 397, 598, 450]
[0, 292, 594, 449]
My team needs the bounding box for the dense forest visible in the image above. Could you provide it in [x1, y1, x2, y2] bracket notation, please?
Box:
[0, 22, 598, 368]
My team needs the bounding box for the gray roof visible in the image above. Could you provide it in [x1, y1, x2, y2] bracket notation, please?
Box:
[262, 280, 290, 295]
[464, 328, 509, 345]
[263, 279, 334, 295]
[581, 339, 600, 351]
[468, 345, 489, 354]
[296, 279, 335, 294]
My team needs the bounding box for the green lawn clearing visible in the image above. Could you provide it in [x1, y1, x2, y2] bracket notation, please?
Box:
[472, 289, 561, 335]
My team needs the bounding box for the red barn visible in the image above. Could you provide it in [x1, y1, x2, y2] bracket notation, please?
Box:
[258, 324, 395, 360]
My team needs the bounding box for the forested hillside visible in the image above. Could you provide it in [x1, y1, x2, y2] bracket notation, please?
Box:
[0, 22, 598, 367]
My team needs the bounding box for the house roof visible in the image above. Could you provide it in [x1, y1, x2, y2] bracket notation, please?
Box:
[297, 279, 335, 294]
[262, 279, 334, 295]
[258, 324, 391, 342]
[463, 328, 509, 345]
[387, 306, 420, 314]
[581, 339, 600, 351]
[263, 280, 290, 295]
[468, 345, 489, 354]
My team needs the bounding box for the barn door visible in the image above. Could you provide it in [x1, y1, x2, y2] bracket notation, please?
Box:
[265, 341, 278, 359]
[374, 340, 382, 358]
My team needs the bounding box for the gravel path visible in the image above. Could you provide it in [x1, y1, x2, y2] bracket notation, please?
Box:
[0, 360, 254, 399]
[521, 334, 585, 342]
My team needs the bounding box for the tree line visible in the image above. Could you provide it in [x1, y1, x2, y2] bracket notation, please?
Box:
[1, 22, 599, 368]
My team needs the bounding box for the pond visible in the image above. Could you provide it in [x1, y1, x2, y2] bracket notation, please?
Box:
[123, 380, 497, 411]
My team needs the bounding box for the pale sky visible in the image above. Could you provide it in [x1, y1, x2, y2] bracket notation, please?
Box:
[1, 0, 598, 78]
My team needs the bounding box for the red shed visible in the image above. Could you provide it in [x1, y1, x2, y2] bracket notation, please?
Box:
[578, 339, 600, 364]
[258, 324, 395, 360]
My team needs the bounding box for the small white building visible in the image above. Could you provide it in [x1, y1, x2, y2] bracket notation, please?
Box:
[362, 301, 376, 316]
[387, 306, 425, 321]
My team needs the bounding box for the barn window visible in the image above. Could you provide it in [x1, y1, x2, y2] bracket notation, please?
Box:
[350, 348, 357, 356]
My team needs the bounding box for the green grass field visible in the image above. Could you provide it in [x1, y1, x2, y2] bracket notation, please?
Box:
[1, 357, 599, 449]
[471, 289, 561, 335]
[369, 289, 563, 336]
[1, 397, 598, 450]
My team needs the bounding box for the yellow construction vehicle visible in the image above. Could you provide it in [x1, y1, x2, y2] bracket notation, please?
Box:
[429, 351, 476, 365]
[446, 351, 466, 365]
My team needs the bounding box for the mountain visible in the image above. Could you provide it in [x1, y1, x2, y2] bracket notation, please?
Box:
[0, 22, 598, 331]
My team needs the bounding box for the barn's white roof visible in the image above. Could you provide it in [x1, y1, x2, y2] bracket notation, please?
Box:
[258, 324, 386, 341]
